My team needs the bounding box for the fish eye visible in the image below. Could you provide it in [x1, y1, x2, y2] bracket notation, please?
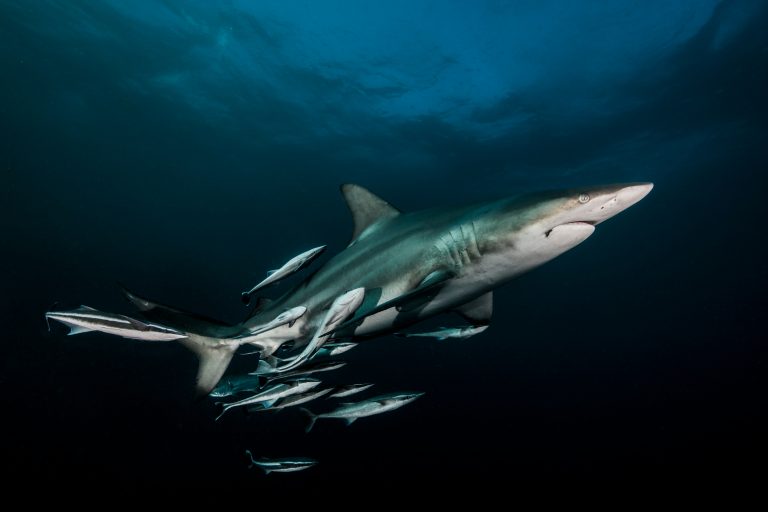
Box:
[578, 193, 590, 204]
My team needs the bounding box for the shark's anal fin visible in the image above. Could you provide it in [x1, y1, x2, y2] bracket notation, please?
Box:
[454, 292, 493, 326]
[341, 184, 401, 243]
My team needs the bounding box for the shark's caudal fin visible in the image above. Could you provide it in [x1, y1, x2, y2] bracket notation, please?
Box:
[179, 337, 238, 398]
[300, 407, 318, 433]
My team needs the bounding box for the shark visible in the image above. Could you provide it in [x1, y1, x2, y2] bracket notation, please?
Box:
[47, 182, 653, 396]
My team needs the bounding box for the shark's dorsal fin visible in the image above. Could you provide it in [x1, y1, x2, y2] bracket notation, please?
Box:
[454, 292, 493, 325]
[341, 184, 401, 242]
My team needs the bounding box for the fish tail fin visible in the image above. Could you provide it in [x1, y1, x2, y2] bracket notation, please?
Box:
[44, 303, 58, 332]
[300, 407, 318, 433]
[179, 337, 238, 398]
[44, 301, 62, 332]
[244, 449, 255, 469]
[214, 403, 231, 422]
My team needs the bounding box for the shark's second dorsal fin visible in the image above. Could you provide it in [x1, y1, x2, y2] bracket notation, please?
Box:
[341, 184, 401, 242]
[244, 297, 273, 321]
[120, 285, 236, 337]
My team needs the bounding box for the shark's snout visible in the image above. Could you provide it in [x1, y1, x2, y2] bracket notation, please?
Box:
[617, 182, 654, 208]
[587, 182, 654, 225]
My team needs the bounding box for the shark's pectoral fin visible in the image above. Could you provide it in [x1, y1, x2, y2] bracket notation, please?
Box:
[328, 270, 455, 335]
[344, 417, 357, 426]
[395, 270, 455, 312]
[179, 337, 238, 397]
[454, 292, 493, 325]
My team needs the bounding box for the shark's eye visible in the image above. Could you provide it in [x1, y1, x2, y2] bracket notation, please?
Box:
[578, 193, 590, 204]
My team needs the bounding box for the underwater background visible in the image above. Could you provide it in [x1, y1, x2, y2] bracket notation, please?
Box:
[1, 0, 766, 496]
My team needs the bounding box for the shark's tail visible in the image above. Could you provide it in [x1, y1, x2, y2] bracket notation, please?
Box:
[300, 407, 318, 433]
[244, 449, 255, 469]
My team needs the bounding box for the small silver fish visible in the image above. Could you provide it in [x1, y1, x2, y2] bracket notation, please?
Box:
[215, 378, 320, 421]
[327, 383, 374, 399]
[272, 288, 364, 373]
[253, 360, 347, 380]
[313, 342, 358, 358]
[236, 306, 307, 341]
[242, 246, 326, 301]
[247, 387, 333, 412]
[395, 325, 488, 340]
[245, 450, 317, 474]
[302, 391, 424, 432]
[209, 374, 261, 398]
[45, 306, 187, 341]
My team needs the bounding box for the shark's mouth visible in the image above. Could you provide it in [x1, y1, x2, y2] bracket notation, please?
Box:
[562, 221, 597, 228]
[545, 221, 596, 238]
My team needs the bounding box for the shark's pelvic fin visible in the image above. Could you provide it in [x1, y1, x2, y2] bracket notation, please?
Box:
[454, 292, 493, 325]
[341, 184, 401, 242]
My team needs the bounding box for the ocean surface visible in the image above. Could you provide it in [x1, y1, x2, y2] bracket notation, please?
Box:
[2, 0, 766, 496]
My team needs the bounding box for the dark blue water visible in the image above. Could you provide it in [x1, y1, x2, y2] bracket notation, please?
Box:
[2, 0, 766, 496]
